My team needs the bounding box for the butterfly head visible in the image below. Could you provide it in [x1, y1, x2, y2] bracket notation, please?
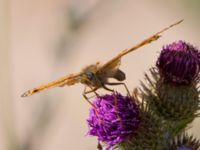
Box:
[80, 64, 101, 87]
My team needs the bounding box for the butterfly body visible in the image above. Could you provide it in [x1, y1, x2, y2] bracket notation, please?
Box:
[80, 62, 126, 89]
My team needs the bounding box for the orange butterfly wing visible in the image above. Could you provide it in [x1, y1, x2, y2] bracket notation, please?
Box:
[21, 73, 82, 97]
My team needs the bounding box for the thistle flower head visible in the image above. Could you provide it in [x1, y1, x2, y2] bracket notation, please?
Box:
[156, 40, 200, 85]
[87, 93, 140, 149]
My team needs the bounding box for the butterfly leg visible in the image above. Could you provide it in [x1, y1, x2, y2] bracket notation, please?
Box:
[102, 85, 123, 126]
[97, 141, 102, 150]
[85, 86, 99, 97]
[106, 82, 131, 97]
[82, 86, 103, 124]
[82, 86, 98, 106]
[113, 91, 124, 126]
[102, 84, 114, 92]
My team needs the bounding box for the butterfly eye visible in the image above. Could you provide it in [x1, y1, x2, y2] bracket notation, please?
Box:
[86, 72, 94, 80]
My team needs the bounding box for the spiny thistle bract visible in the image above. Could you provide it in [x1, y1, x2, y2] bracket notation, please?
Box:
[118, 100, 171, 150]
[87, 93, 141, 150]
[156, 80, 199, 120]
[169, 133, 200, 150]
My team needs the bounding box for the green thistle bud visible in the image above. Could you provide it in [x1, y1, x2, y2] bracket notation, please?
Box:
[141, 68, 200, 121]
[155, 80, 199, 121]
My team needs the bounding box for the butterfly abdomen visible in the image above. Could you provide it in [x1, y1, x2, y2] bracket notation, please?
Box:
[113, 69, 126, 81]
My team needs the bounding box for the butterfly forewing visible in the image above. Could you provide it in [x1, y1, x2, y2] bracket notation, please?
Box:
[21, 73, 82, 97]
[97, 19, 183, 79]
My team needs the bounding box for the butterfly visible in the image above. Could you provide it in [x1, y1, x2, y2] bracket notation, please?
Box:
[21, 20, 183, 103]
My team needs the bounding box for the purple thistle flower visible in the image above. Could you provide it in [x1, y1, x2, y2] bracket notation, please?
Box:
[156, 40, 200, 84]
[87, 93, 140, 149]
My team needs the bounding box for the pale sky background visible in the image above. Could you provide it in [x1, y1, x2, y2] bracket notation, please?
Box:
[0, 0, 200, 150]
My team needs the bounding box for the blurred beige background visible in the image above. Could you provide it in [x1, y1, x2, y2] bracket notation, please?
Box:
[1, 0, 200, 149]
